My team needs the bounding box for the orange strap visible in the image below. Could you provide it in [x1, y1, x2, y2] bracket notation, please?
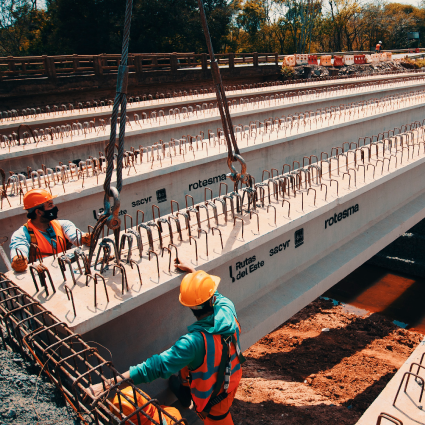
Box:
[25, 220, 66, 260]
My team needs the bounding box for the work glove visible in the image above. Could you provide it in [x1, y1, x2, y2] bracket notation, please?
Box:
[81, 232, 92, 247]
[11, 256, 28, 272]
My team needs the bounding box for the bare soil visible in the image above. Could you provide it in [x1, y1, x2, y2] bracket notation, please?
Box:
[232, 298, 423, 425]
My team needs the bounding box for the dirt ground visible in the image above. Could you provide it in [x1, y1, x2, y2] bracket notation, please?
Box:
[0, 297, 422, 424]
[231, 298, 423, 425]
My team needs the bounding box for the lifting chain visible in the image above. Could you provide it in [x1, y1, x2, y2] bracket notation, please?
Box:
[88, 0, 133, 265]
[197, 0, 251, 192]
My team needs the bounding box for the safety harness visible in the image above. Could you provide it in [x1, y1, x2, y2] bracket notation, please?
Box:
[24, 221, 71, 263]
[196, 332, 246, 421]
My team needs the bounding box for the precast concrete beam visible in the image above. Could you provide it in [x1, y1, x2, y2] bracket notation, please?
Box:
[2, 79, 425, 173]
[1, 97, 424, 259]
[356, 337, 425, 424]
[1, 72, 422, 135]
[7, 124, 425, 401]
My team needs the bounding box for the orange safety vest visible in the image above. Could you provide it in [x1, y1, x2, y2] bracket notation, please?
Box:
[190, 320, 243, 414]
[25, 220, 67, 262]
[376, 44, 381, 51]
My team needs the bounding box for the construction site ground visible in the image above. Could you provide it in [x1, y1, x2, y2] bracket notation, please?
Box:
[0, 344, 81, 424]
[0, 264, 422, 425]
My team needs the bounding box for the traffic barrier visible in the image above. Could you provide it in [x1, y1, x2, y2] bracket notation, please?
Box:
[343, 55, 355, 65]
[370, 54, 380, 63]
[333, 55, 344, 66]
[416, 48, 420, 53]
[379, 53, 386, 62]
[308, 55, 318, 65]
[320, 55, 332, 66]
[354, 55, 366, 64]
[385, 52, 392, 61]
[284, 55, 296, 67]
[365, 54, 372, 64]
[295, 54, 308, 65]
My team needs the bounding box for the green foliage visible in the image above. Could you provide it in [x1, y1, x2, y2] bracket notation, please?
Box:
[281, 64, 295, 80]
[416, 58, 425, 68]
[1, 0, 234, 55]
[3, 0, 425, 56]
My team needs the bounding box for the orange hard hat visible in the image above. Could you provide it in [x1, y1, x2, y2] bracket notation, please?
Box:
[23, 189, 57, 210]
[179, 270, 220, 307]
[110, 387, 161, 425]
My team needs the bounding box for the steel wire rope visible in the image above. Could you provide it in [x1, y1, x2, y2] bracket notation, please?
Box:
[88, 0, 133, 265]
[197, 0, 249, 189]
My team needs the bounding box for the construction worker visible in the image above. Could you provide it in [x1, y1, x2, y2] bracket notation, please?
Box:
[376, 41, 382, 53]
[87, 259, 244, 424]
[9, 188, 91, 272]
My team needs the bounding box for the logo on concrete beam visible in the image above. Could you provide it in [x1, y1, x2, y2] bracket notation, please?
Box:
[294, 228, 304, 248]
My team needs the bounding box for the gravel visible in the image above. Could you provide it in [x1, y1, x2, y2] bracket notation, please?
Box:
[0, 341, 83, 425]
[290, 60, 408, 80]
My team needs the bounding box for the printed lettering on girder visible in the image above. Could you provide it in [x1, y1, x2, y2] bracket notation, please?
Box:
[189, 174, 227, 191]
[228, 231, 300, 282]
[324, 204, 359, 229]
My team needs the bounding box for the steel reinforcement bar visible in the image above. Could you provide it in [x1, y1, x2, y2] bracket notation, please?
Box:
[0, 273, 188, 425]
[1, 70, 421, 126]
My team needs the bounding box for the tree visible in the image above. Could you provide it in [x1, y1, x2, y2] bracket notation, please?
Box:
[280, 0, 322, 53]
[0, 0, 43, 55]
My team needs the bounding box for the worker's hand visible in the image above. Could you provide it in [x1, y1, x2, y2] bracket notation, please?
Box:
[174, 258, 195, 273]
[85, 381, 110, 399]
[11, 256, 28, 272]
[81, 232, 92, 247]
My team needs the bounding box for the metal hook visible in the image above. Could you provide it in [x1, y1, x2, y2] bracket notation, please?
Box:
[113, 264, 129, 294]
[64, 285, 76, 317]
[211, 227, 223, 250]
[148, 250, 160, 280]
[189, 236, 198, 262]
[197, 228, 208, 257]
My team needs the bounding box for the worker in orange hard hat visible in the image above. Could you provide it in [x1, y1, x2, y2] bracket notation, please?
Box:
[9, 188, 92, 272]
[87, 259, 244, 424]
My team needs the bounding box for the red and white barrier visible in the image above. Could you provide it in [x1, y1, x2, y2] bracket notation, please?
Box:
[295, 54, 308, 65]
[343, 55, 355, 65]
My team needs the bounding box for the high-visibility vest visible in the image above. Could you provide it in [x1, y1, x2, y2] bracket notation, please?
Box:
[190, 321, 243, 414]
[25, 220, 67, 262]
[376, 44, 381, 50]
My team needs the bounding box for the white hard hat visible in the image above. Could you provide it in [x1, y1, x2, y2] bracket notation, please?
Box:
[379, 41, 382, 44]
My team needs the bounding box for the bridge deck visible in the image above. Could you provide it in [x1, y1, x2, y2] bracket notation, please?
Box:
[6, 123, 425, 401]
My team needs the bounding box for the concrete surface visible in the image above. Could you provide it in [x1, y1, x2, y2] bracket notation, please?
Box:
[1, 71, 422, 134]
[357, 338, 425, 424]
[0, 95, 424, 265]
[1, 75, 424, 173]
[6, 126, 425, 403]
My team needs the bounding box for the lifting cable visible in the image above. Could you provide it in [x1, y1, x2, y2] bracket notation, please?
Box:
[197, 0, 251, 192]
[88, 0, 134, 264]
[89, 0, 248, 263]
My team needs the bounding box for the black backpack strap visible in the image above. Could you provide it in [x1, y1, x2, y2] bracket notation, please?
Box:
[24, 223, 38, 263]
[233, 325, 246, 365]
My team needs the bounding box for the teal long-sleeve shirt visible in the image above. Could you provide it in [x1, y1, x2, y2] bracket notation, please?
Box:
[129, 292, 239, 385]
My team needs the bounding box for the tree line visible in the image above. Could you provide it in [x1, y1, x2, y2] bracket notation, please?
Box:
[1, 0, 424, 57]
